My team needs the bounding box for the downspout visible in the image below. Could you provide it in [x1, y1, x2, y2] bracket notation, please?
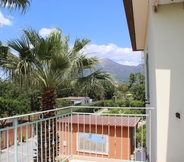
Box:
[154, 0, 159, 13]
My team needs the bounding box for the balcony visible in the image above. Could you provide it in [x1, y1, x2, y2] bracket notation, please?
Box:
[0, 106, 153, 162]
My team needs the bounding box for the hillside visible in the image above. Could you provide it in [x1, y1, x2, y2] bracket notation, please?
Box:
[97, 58, 143, 82]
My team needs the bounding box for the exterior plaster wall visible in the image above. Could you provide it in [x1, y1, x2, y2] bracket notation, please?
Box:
[58, 123, 133, 160]
[145, 3, 184, 162]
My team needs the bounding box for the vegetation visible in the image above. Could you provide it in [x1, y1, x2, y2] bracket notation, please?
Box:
[56, 99, 72, 107]
[0, 0, 31, 14]
[136, 125, 146, 147]
[0, 27, 113, 161]
[0, 79, 40, 127]
[21, 134, 26, 142]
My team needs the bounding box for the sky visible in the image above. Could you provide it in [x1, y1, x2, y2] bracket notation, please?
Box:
[0, 0, 141, 66]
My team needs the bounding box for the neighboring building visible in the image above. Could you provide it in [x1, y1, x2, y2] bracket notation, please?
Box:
[58, 96, 90, 106]
[123, 1, 184, 162]
[0, 124, 32, 149]
[58, 115, 140, 160]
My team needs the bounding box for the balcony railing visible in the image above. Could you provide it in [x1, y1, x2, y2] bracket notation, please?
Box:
[0, 106, 153, 162]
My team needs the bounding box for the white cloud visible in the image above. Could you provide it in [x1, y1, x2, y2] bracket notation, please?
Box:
[84, 43, 142, 66]
[37, 29, 142, 66]
[39, 28, 57, 37]
[0, 12, 12, 26]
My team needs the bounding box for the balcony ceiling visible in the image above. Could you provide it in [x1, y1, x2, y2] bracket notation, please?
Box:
[123, 0, 148, 51]
[149, 0, 184, 5]
[123, 0, 183, 51]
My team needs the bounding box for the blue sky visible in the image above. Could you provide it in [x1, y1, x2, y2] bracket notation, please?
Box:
[0, 0, 141, 66]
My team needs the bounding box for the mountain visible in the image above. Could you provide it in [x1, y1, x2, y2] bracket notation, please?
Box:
[97, 58, 143, 82]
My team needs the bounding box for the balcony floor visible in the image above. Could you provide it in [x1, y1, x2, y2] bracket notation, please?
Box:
[69, 155, 130, 162]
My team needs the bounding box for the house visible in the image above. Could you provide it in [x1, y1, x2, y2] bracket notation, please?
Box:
[58, 96, 90, 106]
[58, 115, 140, 160]
[123, 0, 184, 162]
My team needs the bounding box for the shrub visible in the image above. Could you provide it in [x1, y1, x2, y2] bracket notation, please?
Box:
[22, 134, 26, 142]
[56, 99, 72, 107]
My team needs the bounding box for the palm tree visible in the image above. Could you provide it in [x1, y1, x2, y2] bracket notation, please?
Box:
[1, 27, 114, 161]
[0, 0, 31, 14]
[72, 69, 113, 99]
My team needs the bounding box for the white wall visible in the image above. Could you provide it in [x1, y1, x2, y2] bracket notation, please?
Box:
[145, 3, 184, 162]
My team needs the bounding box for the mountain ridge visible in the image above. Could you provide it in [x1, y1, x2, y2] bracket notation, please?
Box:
[97, 58, 143, 82]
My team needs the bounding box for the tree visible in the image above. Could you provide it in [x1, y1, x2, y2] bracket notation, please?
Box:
[0, 0, 31, 14]
[0, 79, 39, 127]
[73, 69, 114, 100]
[128, 72, 145, 101]
[1, 27, 113, 161]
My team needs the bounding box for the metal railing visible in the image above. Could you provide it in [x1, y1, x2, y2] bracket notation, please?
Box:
[0, 106, 153, 162]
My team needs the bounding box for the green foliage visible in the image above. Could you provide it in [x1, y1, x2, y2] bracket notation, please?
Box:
[0, 80, 40, 126]
[104, 99, 145, 115]
[136, 125, 146, 147]
[21, 134, 26, 142]
[0, 136, 3, 143]
[84, 100, 104, 106]
[102, 80, 116, 99]
[104, 100, 117, 107]
[128, 72, 145, 101]
[108, 108, 120, 114]
[74, 100, 105, 113]
[104, 99, 145, 107]
[56, 99, 72, 107]
[0, 46, 9, 58]
[0, 0, 31, 14]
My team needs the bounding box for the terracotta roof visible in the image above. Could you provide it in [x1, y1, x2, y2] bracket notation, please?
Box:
[58, 115, 140, 128]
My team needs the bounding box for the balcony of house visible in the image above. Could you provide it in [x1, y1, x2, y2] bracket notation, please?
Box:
[0, 106, 153, 162]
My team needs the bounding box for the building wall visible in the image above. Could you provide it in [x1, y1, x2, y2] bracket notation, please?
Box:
[58, 123, 134, 160]
[1, 125, 32, 148]
[145, 3, 184, 162]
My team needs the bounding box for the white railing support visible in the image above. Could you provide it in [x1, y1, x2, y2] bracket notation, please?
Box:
[13, 118, 18, 162]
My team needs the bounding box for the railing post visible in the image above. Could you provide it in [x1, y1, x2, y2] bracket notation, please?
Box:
[149, 109, 152, 162]
[70, 107, 73, 156]
[13, 118, 18, 162]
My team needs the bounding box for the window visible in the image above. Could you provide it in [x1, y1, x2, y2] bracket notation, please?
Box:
[76, 132, 108, 154]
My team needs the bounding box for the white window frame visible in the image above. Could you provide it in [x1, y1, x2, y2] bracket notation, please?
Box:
[76, 132, 108, 155]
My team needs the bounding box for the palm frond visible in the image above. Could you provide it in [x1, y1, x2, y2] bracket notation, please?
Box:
[0, 0, 31, 14]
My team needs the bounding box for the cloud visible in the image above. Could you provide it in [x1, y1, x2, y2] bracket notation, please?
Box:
[38, 28, 141, 66]
[0, 12, 12, 26]
[84, 43, 142, 66]
[39, 28, 58, 37]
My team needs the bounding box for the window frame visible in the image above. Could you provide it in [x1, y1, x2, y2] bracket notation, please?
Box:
[76, 132, 109, 155]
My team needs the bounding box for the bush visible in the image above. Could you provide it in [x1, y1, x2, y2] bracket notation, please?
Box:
[22, 134, 26, 142]
[56, 99, 72, 107]
[104, 100, 116, 107]
[136, 125, 146, 147]
[103, 99, 145, 115]
[73, 100, 105, 113]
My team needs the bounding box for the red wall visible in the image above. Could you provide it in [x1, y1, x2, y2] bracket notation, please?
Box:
[1, 125, 32, 149]
[58, 123, 135, 160]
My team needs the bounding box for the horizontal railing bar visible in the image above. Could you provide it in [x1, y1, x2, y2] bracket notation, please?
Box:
[0, 106, 71, 121]
[72, 112, 149, 117]
[61, 154, 73, 162]
[0, 106, 153, 121]
[0, 114, 70, 131]
[0, 105, 152, 162]
[70, 106, 154, 110]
